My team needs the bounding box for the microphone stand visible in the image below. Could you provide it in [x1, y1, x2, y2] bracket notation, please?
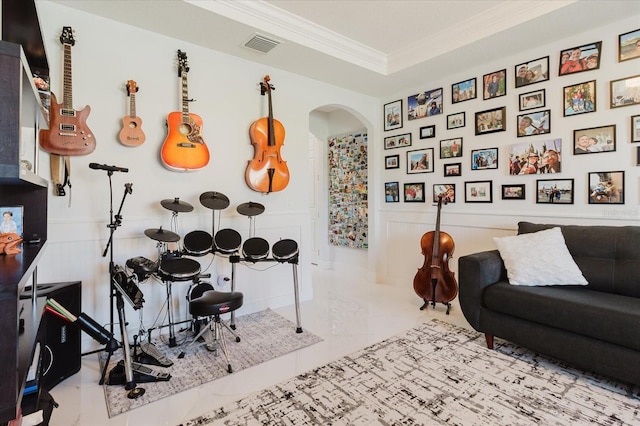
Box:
[97, 171, 143, 398]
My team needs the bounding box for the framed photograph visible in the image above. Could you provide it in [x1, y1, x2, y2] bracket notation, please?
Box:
[588, 171, 624, 204]
[385, 154, 400, 169]
[619, 28, 640, 62]
[475, 106, 506, 135]
[632, 115, 640, 143]
[573, 125, 616, 154]
[408, 88, 443, 120]
[482, 69, 506, 99]
[563, 80, 596, 116]
[502, 184, 525, 200]
[471, 147, 498, 170]
[404, 182, 425, 202]
[508, 138, 562, 175]
[465, 181, 493, 203]
[439, 138, 463, 159]
[384, 133, 411, 150]
[419, 125, 436, 139]
[452, 78, 476, 104]
[536, 178, 574, 204]
[407, 148, 434, 174]
[1, 206, 24, 236]
[447, 112, 465, 130]
[515, 56, 549, 88]
[519, 89, 545, 111]
[559, 41, 602, 76]
[516, 110, 550, 137]
[384, 99, 402, 131]
[444, 162, 461, 177]
[433, 184, 456, 203]
[385, 181, 400, 203]
[610, 75, 640, 108]
[637, 147, 640, 166]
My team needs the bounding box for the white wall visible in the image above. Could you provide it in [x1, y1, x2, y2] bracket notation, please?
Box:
[35, 1, 379, 349]
[376, 13, 640, 289]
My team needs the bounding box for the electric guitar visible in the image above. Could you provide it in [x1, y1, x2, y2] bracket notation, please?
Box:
[118, 80, 145, 146]
[160, 50, 210, 171]
[39, 26, 96, 156]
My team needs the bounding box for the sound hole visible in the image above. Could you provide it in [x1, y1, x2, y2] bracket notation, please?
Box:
[128, 121, 138, 129]
[179, 123, 192, 135]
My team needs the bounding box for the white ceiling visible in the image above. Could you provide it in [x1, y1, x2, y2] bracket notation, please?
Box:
[50, 0, 639, 97]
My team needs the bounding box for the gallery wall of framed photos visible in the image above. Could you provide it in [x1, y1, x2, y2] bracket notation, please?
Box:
[382, 17, 640, 216]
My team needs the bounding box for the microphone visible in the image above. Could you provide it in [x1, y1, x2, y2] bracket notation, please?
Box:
[89, 163, 129, 173]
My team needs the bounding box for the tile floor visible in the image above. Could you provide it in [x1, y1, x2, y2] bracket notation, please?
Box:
[41, 266, 471, 426]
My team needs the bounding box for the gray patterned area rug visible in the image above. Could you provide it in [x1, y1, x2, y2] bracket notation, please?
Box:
[181, 319, 640, 425]
[101, 309, 322, 417]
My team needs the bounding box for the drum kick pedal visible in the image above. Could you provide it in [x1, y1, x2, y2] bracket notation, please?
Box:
[106, 360, 171, 385]
[135, 342, 173, 367]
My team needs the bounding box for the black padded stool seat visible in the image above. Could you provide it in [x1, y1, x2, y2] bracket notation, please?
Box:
[190, 290, 243, 317]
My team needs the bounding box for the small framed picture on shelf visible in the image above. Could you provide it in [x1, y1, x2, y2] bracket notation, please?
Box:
[502, 184, 525, 200]
[433, 184, 456, 203]
[536, 178, 574, 204]
[407, 148, 434, 174]
[385, 154, 400, 169]
[471, 147, 498, 170]
[588, 171, 624, 205]
[573, 125, 616, 154]
[464, 181, 493, 203]
[447, 112, 465, 130]
[0, 206, 24, 236]
[444, 162, 461, 177]
[632, 115, 640, 143]
[439, 138, 463, 159]
[482, 69, 506, 99]
[516, 110, 550, 137]
[384, 133, 411, 150]
[559, 41, 601, 76]
[618, 28, 640, 62]
[515, 56, 549, 88]
[475, 106, 506, 135]
[519, 89, 545, 111]
[419, 125, 435, 139]
[384, 99, 403, 131]
[563, 80, 596, 116]
[452, 78, 476, 104]
[385, 181, 400, 203]
[404, 182, 425, 202]
[610, 75, 640, 108]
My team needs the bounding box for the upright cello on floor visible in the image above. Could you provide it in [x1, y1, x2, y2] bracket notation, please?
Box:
[413, 193, 458, 314]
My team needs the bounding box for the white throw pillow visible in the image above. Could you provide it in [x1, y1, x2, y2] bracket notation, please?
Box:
[493, 227, 588, 286]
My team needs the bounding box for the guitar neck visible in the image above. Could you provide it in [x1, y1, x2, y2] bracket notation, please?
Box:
[129, 92, 137, 118]
[181, 72, 190, 122]
[62, 43, 73, 109]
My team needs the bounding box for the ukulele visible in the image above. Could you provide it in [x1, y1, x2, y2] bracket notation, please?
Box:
[118, 80, 145, 146]
[160, 50, 210, 171]
[39, 26, 96, 156]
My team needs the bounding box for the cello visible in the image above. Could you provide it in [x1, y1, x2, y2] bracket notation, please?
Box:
[245, 75, 290, 194]
[413, 193, 458, 314]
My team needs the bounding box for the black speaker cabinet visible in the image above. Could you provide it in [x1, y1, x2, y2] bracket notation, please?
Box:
[35, 281, 82, 391]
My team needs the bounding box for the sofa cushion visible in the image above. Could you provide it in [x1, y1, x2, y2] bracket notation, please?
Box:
[494, 227, 588, 286]
[518, 222, 640, 297]
[483, 282, 640, 352]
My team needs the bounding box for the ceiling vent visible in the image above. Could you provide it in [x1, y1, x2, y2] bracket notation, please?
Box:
[243, 34, 281, 54]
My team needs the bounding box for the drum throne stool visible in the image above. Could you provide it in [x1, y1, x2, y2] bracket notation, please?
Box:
[178, 290, 244, 373]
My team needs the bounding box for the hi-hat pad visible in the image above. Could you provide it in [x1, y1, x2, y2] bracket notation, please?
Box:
[199, 191, 230, 210]
[161, 197, 194, 213]
[237, 201, 265, 217]
[144, 227, 180, 242]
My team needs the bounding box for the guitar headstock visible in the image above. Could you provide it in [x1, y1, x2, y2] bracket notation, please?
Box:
[259, 75, 275, 95]
[60, 26, 75, 46]
[126, 80, 139, 96]
[177, 50, 189, 77]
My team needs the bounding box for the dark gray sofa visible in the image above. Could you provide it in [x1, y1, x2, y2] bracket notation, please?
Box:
[458, 221, 640, 386]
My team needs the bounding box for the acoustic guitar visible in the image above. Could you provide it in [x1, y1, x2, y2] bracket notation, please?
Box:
[39, 26, 96, 156]
[118, 80, 145, 146]
[160, 50, 210, 171]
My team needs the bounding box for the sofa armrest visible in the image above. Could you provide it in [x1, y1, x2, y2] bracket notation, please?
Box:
[458, 250, 506, 331]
